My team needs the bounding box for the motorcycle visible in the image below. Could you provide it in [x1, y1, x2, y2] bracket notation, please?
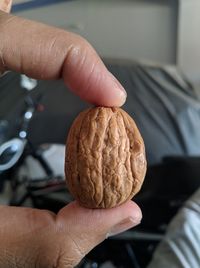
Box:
[0, 75, 71, 208]
[1, 74, 199, 267]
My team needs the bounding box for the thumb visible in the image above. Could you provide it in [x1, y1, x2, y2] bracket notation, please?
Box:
[55, 200, 142, 267]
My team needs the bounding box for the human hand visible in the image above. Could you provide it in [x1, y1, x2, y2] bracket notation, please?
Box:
[0, 10, 141, 267]
[0, 201, 141, 267]
[0, 0, 12, 13]
[0, 9, 126, 107]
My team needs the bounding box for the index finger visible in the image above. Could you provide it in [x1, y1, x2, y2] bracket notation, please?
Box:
[0, 11, 127, 107]
[0, 0, 12, 13]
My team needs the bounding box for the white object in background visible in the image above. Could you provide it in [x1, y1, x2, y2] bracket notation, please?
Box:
[18, 144, 65, 180]
[0, 138, 26, 171]
[20, 75, 37, 91]
[148, 187, 200, 268]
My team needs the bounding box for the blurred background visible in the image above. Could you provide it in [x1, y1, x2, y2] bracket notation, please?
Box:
[1, 0, 200, 267]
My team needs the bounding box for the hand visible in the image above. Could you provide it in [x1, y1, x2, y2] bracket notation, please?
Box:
[0, 0, 12, 13]
[0, 201, 141, 267]
[0, 10, 141, 268]
[0, 9, 126, 107]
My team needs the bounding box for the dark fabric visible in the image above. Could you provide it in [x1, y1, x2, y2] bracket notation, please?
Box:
[1, 61, 200, 166]
[106, 62, 200, 165]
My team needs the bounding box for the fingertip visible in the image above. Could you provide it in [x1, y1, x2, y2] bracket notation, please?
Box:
[56, 200, 142, 256]
[58, 200, 142, 232]
[106, 71, 127, 107]
[62, 40, 127, 107]
[111, 200, 142, 225]
[94, 71, 127, 107]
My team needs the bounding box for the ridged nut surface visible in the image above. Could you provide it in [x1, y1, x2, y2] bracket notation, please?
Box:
[65, 107, 147, 208]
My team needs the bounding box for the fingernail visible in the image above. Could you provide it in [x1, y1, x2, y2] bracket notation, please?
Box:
[109, 71, 127, 98]
[106, 217, 141, 238]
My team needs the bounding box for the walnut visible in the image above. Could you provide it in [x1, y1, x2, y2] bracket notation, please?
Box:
[65, 107, 147, 209]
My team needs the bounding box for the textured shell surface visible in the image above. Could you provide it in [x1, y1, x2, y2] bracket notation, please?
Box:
[65, 107, 147, 208]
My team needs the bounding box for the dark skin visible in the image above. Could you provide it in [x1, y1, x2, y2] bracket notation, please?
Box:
[0, 3, 142, 267]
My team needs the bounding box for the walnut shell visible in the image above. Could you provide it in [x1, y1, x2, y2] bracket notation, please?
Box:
[65, 107, 147, 209]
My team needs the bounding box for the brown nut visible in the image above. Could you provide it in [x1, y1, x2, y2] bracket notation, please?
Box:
[65, 107, 147, 208]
